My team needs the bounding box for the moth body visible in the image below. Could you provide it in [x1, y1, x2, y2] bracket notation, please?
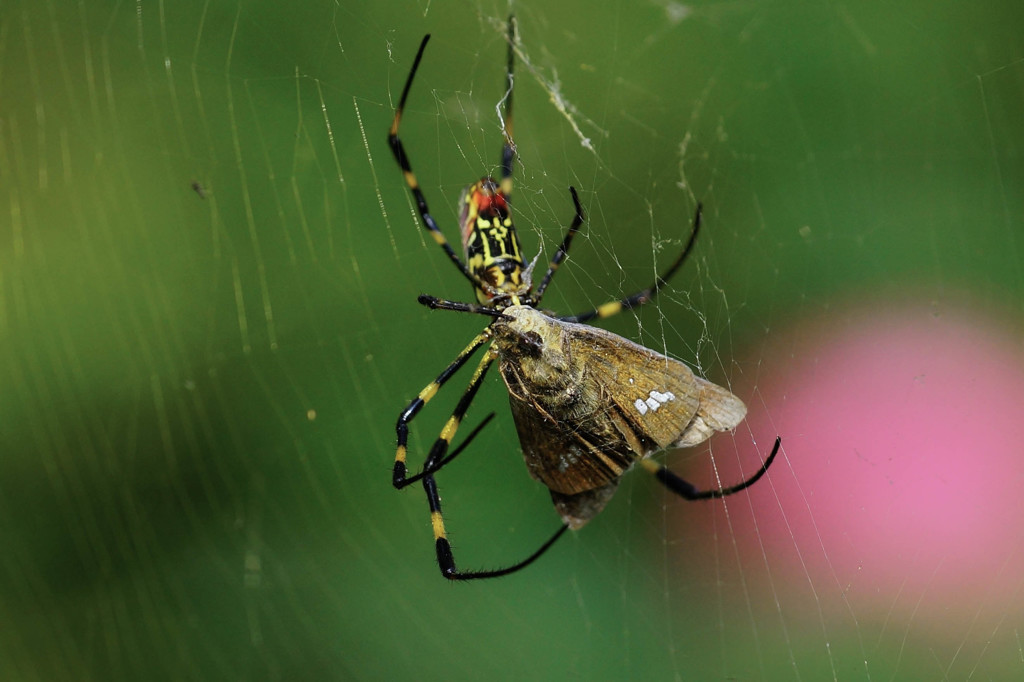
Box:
[492, 305, 746, 528]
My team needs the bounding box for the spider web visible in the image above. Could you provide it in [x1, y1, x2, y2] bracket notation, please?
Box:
[3, 0, 1024, 679]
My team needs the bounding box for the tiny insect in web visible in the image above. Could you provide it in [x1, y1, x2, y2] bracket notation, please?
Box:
[389, 16, 781, 581]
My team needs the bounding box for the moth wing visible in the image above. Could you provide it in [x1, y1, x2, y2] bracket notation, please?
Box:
[674, 376, 747, 447]
[576, 323, 747, 451]
[577, 325, 702, 449]
[510, 389, 637, 496]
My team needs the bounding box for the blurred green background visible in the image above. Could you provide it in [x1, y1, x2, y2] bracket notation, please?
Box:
[2, 0, 1022, 679]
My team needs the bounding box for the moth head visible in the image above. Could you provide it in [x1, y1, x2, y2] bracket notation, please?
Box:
[493, 305, 570, 377]
[518, 330, 544, 357]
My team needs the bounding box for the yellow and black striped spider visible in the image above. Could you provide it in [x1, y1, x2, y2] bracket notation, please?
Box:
[389, 17, 779, 581]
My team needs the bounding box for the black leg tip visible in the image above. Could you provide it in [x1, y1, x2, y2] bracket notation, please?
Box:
[436, 538, 458, 580]
[392, 461, 407, 489]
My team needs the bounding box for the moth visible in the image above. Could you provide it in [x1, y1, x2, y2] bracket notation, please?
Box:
[492, 304, 772, 529]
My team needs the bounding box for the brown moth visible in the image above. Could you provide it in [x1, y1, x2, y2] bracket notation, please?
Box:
[492, 305, 747, 529]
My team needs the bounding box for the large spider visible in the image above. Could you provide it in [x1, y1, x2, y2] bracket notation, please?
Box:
[388, 16, 779, 581]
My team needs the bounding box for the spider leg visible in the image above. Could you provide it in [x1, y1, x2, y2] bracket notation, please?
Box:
[424, 471, 570, 580]
[394, 327, 571, 580]
[393, 331, 494, 488]
[417, 295, 507, 317]
[499, 15, 517, 196]
[388, 34, 485, 291]
[532, 187, 586, 305]
[640, 436, 780, 500]
[559, 203, 702, 323]
[399, 413, 496, 487]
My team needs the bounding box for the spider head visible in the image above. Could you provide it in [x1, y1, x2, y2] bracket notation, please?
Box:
[460, 178, 530, 304]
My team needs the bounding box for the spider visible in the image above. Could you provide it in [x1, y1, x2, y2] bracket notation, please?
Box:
[389, 16, 780, 581]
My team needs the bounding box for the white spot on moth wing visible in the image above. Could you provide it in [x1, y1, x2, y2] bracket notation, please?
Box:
[635, 389, 676, 415]
[645, 389, 676, 412]
[649, 390, 675, 404]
